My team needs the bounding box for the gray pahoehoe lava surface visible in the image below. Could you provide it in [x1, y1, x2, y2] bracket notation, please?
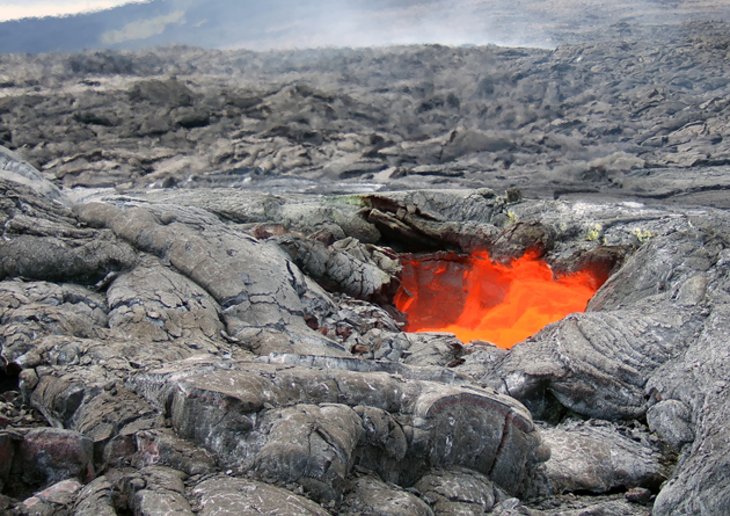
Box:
[1, 19, 730, 516]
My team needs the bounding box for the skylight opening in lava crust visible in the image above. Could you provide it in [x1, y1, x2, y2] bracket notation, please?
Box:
[394, 249, 609, 349]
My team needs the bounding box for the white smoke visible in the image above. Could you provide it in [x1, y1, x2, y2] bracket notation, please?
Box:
[100, 9, 185, 44]
[224, 0, 723, 51]
[230, 0, 559, 50]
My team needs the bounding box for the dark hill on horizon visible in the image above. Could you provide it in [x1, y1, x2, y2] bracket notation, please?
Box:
[1, 0, 729, 53]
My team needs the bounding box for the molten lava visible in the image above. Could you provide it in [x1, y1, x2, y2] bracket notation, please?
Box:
[394, 250, 608, 349]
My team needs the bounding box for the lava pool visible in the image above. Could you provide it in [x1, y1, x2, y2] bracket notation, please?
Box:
[394, 250, 609, 349]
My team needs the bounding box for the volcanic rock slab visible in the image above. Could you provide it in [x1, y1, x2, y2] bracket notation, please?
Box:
[539, 420, 667, 494]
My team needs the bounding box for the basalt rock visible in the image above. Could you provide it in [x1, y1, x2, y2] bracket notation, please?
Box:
[0, 153, 137, 285]
[646, 305, 730, 515]
[414, 467, 502, 515]
[1, 428, 93, 499]
[126, 356, 545, 502]
[125, 466, 194, 516]
[341, 474, 434, 515]
[192, 476, 329, 516]
[277, 235, 400, 302]
[73, 198, 346, 356]
[72, 475, 118, 516]
[539, 419, 667, 495]
[17, 478, 83, 516]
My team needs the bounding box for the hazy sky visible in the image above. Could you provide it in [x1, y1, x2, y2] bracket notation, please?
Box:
[0, 0, 146, 21]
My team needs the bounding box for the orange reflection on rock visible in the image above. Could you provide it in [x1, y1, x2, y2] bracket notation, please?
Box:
[394, 250, 607, 349]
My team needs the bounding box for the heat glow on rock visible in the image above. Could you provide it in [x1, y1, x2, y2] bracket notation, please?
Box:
[394, 250, 608, 349]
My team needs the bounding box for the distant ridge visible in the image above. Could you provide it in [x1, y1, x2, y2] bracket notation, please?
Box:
[0, 0, 728, 53]
[0, 0, 303, 53]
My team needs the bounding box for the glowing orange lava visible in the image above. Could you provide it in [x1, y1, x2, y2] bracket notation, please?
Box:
[394, 250, 608, 349]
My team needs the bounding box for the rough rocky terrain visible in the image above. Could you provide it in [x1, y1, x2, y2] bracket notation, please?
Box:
[1, 19, 730, 515]
[1, 20, 729, 204]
